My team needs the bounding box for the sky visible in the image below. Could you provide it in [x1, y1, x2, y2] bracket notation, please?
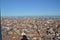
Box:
[1, 0, 60, 17]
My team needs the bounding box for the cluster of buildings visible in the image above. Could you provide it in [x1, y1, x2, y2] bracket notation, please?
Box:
[1, 17, 60, 40]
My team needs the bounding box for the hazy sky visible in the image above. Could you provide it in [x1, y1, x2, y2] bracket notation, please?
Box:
[1, 0, 60, 16]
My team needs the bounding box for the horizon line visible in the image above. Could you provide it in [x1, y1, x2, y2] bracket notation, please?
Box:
[1, 15, 60, 18]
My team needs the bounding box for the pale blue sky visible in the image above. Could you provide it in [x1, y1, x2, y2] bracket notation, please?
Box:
[1, 0, 60, 16]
